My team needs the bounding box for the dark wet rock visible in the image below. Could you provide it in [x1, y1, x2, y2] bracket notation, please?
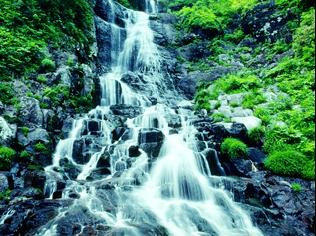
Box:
[138, 128, 164, 158]
[242, 3, 293, 43]
[110, 105, 142, 119]
[203, 149, 226, 176]
[121, 72, 146, 90]
[24, 171, 46, 192]
[18, 128, 50, 147]
[97, 151, 111, 168]
[12, 187, 44, 200]
[247, 148, 266, 167]
[72, 139, 90, 164]
[112, 127, 133, 142]
[19, 97, 43, 128]
[0, 173, 9, 192]
[88, 120, 101, 133]
[165, 113, 182, 128]
[227, 123, 248, 142]
[178, 42, 211, 61]
[61, 116, 74, 137]
[222, 159, 253, 177]
[129, 145, 141, 157]
[0, 200, 72, 235]
[59, 158, 81, 180]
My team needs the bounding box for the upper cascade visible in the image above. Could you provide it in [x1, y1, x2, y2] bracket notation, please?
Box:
[29, 0, 263, 235]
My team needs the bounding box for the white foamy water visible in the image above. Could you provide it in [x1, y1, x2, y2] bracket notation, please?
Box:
[34, 0, 263, 235]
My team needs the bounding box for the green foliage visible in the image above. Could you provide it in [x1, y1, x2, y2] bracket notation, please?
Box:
[0, 83, 15, 105]
[21, 127, 30, 136]
[0, 146, 16, 170]
[211, 113, 230, 123]
[20, 150, 31, 159]
[291, 183, 302, 192]
[117, 0, 132, 8]
[37, 75, 48, 83]
[224, 29, 245, 43]
[242, 92, 266, 109]
[43, 85, 70, 107]
[210, 74, 261, 98]
[264, 150, 313, 179]
[221, 138, 248, 159]
[0, 0, 93, 79]
[0, 189, 11, 201]
[34, 142, 48, 153]
[40, 58, 56, 72]
[175, 0, 257, 33]
[248, 126, 265, 145]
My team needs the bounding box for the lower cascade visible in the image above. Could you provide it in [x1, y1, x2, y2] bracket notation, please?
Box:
[37, 1, 263, 235]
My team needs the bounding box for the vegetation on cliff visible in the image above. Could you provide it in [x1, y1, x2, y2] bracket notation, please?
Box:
[169, 0, 315, 179]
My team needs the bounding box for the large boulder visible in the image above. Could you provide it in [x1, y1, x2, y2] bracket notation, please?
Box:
[19, 97, 43, 128]
[138, 128, 164, 158]
[110, 105, 142, 119]
[0, 173, 9, 192]
[0, 117, 16, 145]
[203, 149, 226, 176]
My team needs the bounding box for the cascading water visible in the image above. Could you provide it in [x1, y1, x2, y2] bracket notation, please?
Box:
[38, 0, 263, 235]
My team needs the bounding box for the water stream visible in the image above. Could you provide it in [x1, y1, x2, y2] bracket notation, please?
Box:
[40, 1, 263, 235]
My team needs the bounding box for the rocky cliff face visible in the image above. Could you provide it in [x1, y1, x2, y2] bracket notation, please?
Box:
[0, 1, 314, 235]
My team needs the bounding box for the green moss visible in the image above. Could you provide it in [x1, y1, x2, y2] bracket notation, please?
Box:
[221, 138, 248, 159]
[34, 142, 48, 153]
[0, 0, 93, 79]
[264, 150, 313, 179]
[291, 183, 302, 192]
[0, 146, 16, 170]
[211, 113, 226, 122]
[40, 58, 56, 72]
[0, 189, 11, 201]
[20, 150, 31, 159]
[0, 83, 15, 105]
[242, 92, 266, 109]
[21, 127, 30, 136]
[175, 0, 257, 33]
[248, 126, 265, 145]
[37, 75, 48, 83]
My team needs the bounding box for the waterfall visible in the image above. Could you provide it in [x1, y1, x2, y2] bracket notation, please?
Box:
[38, 0, 263, 235]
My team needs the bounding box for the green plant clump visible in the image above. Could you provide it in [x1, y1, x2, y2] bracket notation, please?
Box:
[0, 0, 93, 80]
[0, 146, 16, 170]
[0, 189, 11, 201]
[34, 142, 48, 153]
[291, 183, 302, 192]
[264, 150, 314, 179]
[221, 138, 248, 159]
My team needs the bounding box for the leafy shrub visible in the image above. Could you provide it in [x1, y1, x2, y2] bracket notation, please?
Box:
[0, 0, 93, 78]
[224, 29, 245, 43]
[0, 83, 15, 105]
[291, 183, 302, 192]
[221, 138, 248, 159]
[302, 160, 315, 180]
[176, 0, 257, 33]
[210, 74, 261, 98]
[40, 58, 56, 72]
[21, 127, 29, 136]
[242, 92, 266, 109]
[34, 142, 48, 153]
[37, 75, 48, 83]
[0, 146, 16, 170]
[20, 150, 31, 159]
[0, 189, 11, 201]
[264, 150, 312, 179]
[43, 85, 70, 107]
[248, 126, 265, 145]
[211, 113, 229, 122]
